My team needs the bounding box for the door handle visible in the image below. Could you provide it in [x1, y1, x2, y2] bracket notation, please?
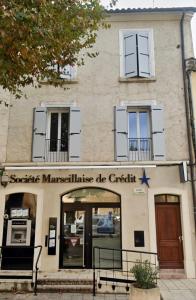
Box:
[178, 236, 183, 242]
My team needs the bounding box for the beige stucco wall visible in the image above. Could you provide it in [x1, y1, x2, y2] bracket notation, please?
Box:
[0, 90, 10, 163]
[0, 166, 195, 277]
[2, 13, 194, 163]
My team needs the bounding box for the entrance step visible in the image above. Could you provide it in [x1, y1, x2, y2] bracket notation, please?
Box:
[159, 269, 186, 279]
[0, 270, 33, 292]
[0, 270, 32, 280]
[37, 278, 95, 293]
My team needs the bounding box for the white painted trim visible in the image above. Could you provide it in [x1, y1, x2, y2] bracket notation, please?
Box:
[0, 186, 44, 270]
[119, 28, 155, 78]
[41, 102, 77, 108]
[5, 165, 156, 170]
[120, 100, 157, 107]
[148, 187, 195, 278]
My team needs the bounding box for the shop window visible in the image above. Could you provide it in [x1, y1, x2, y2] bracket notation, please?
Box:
[115, 104, 165, 161]
[32, 106, 81, 162]
[119, 29, 155, 79]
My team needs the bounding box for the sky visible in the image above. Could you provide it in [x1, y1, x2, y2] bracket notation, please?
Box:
[101, 0, 196, 56]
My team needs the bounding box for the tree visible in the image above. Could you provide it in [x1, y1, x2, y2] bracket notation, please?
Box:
[0, 0, 115, 98]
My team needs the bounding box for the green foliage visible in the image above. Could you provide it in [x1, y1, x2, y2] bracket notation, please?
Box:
[131, 260, 157, 289]
[0, 0, 115, 98]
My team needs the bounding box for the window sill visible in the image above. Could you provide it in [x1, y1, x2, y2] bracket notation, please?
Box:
[119, 77, 156, 83]
[39, 79, 78, 85]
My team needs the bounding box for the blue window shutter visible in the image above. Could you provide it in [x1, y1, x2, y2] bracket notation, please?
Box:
[115, 106, 128, 161]
[124, 33, 138, 78]
[69, 107, 81, 161]
[151, 105, 165, 160]
[138, 32, 150, 78]
[32, 107, 47, 162]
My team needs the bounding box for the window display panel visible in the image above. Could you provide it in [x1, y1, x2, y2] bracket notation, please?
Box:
[62, 210, 85, 267]
[92, 207, 121, 268]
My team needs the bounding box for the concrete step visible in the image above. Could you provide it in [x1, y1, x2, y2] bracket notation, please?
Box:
[37, 278, 93, 285]
[159, 269, 186, 279]
[0, 279, 33, 292]
[37, 284, 93, 293]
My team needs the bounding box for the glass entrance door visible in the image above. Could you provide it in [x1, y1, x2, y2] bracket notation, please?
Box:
[60, 188, 121, 269]
[61, 210, 85, 267]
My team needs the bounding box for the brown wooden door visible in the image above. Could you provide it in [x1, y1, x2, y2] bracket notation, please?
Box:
[155, 204, 184, 269]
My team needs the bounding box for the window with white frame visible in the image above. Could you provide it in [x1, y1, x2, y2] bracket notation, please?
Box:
[115, 104, 165, 161]
[32, 106, 81, 162]
[46, 110, 69, 161]
[119, 29, 155, 79]
[128, 109, 151, 160]
[48, 64, 77, 80]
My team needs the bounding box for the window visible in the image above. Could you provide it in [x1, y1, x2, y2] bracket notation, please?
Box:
[32, 106, 81, 162]
[128, 109, 151, 160]
[53, 64, 77, 80]
[119, 29, 155, 79]
[46, 110, 69, 161]
[47, 63, 77, 81]
[115, 104, 165, 161]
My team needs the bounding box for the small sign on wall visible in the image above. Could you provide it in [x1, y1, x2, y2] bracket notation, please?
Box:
[48, 217, 57, 255]
[134, 187, 145, 194]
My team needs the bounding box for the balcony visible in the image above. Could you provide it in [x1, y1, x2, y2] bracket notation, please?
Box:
[45, 139, 68, 162]
[129, 138, 152, 161]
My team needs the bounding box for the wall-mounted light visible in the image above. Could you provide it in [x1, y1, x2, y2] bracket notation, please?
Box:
[1, 171, 9, 188]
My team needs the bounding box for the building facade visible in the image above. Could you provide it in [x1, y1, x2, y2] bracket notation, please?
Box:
[0, 7, 196, 278]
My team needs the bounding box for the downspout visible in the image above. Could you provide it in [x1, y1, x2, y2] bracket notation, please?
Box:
[186, 69, 196, 159]
[180, 13, 196, 228]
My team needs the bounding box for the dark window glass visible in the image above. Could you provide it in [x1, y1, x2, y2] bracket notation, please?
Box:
[61, 113, 69, 151]
[50, 113, 58, 151]
[129, 112, 138, 151]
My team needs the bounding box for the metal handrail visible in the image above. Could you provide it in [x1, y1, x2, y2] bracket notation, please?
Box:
[45, 138, 68, 162]
[0, 245, 42, 296]
[128, 138, 152, 161]
[93, 246, 159, 296]
[33, 245, 42, 295]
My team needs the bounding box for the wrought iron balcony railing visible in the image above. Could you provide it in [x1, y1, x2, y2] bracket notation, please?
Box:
[45, 139, 68, 162]
[128, 138, 152, 161]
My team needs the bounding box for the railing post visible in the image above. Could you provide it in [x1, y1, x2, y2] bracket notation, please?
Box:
[33, 245, 42, 296]
[93, 247, 96, 296]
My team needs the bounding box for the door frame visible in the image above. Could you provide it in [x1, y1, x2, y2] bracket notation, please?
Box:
[59, 201, 121, 269]
[155, 201, 184, 269]
[148, 188, 195, 278]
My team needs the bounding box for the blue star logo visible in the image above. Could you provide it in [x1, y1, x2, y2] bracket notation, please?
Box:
[139, 170, 150, 187]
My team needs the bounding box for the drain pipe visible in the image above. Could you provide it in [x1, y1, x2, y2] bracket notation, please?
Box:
[180, 13, 196, 228]
[186, 68, 196, 159]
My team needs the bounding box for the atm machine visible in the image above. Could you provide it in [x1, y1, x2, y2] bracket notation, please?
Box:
[1, 208, 33, 270]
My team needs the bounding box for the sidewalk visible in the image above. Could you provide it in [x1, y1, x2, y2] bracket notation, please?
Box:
[0, 293, 128, 300]
[0, 279, 196, 300]
[159, 279, 196, 300]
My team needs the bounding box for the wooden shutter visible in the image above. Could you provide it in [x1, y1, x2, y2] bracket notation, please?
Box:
[69, 107, 81, 161]
[151, 105, 165, 160]
[115, 106, 128, 161]
[124, 33, 138, 78]
[138, 32, 151, 78]
[32, 107, 47, 162]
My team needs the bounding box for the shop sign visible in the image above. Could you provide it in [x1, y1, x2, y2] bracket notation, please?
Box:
[9, 173, 137, 184]
[8, 171, 150, 186]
